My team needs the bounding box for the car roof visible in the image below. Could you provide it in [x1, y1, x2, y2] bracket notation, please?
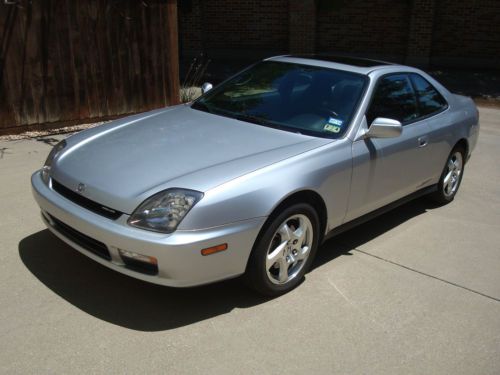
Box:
[266, 55, 406, 75]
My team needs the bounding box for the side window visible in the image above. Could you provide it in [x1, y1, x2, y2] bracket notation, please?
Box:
[367, 74, 418, 125]
[410, 74, 448, 116]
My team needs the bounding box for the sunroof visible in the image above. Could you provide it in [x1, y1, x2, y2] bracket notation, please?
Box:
[290, 54, 393, 67]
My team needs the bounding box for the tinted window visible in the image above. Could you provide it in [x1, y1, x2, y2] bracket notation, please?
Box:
[410, 74, 448, 116]
[192, 61, 367, 138]
[367, 75, 418, 125]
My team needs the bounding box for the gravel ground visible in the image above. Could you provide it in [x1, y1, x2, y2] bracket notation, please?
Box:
[0, 121, 110, 142]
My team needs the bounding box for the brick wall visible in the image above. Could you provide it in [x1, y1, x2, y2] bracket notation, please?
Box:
[289, 0, 316, 54]
[316, 0, 411, 61]
[406, 0, 435, 66]
[431, 0, 500, 66]
[179, 0, 289, 58]
[178, 0, 203, 54]
[178, 0, 500, 68]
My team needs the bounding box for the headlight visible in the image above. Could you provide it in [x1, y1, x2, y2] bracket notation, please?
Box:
[128, 189, 203, 233]
[42, 139, 67, 184]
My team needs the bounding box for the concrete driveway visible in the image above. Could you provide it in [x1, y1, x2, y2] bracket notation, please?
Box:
[1, 108, 499, 374]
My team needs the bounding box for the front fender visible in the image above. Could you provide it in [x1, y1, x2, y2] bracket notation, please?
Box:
[178, 139, 353, 232]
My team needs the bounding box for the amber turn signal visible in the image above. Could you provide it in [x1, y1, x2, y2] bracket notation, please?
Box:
[201, 243, 228, 256]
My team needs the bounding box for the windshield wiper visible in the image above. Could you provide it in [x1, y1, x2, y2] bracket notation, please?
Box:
[191, 101, 212, 113]
[194, 105, 295, 134]
[206, 106, 271, 126]
[232, 112, 300, 133]
[232, 113, 270, 126]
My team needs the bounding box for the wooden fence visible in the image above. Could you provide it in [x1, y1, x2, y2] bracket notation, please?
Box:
[0, 0, 179, 135]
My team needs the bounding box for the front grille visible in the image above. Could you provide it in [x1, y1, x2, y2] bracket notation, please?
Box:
[48, 214, 111, 260]
[52, 179, 122, 220]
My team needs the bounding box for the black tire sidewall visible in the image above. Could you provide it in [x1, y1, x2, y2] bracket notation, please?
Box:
[246, 203, 321, 296]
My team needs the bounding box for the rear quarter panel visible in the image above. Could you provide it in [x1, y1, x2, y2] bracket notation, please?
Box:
[426, 93, 479, 181]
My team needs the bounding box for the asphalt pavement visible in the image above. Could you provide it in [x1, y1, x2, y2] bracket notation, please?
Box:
[0, 108, 499, 374]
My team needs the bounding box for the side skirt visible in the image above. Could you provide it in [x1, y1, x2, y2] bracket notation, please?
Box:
[323, 184, 438, 242]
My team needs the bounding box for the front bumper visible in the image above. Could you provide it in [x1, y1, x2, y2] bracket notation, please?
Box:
[31, 171, 266, 287]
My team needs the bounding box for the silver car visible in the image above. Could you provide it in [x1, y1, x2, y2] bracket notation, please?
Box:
[31, 55, 479, 295]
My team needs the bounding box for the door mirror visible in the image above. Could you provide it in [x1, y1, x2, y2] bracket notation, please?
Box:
[201, 82, 213, 94]
[365, 117, 402, 139]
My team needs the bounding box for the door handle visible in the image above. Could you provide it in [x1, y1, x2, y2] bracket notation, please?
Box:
[418, 136, 428, 148]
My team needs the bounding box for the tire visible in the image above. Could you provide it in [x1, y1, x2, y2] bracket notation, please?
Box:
[245, 203, 321, 296]
[431, 145, 465, 204]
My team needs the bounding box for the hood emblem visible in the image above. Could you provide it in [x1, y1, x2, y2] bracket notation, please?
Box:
[76, 183, 86, 194]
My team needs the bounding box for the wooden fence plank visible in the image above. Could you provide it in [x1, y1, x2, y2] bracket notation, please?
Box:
[0, 0, 179, 134]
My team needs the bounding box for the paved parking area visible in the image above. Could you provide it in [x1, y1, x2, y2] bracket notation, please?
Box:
[0, 108, 499, 374]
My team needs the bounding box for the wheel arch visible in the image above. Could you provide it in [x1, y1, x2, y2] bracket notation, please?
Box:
[244, 189, 328, 274]
[265, 189, 328, 241]
[454, 138, 469, 162]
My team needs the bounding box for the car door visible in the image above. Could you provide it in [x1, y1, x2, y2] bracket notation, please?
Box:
[345, 73, 435, 222]
[409, 73, 451, 182]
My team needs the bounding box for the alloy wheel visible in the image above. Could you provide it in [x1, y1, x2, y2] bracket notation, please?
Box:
[443, 151, 463, 197]
[265, 214, 314, 285]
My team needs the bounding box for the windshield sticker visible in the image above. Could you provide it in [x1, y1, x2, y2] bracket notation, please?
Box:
[324, 123, 341, 133]
[328, 117, 343, 126]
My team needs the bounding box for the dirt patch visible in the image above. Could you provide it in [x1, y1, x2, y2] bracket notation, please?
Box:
[0, 121, 109, 142]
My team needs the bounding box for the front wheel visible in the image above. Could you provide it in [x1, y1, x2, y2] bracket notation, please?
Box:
[245, 203, 320, 296]
[431, 146, 465, 204]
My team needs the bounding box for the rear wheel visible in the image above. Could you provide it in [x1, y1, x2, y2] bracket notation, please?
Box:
[431, 146, 465, 204]
[245, 203, 320, 296]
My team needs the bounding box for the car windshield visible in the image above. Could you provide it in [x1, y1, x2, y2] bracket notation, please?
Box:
[192, 61, 368, 138]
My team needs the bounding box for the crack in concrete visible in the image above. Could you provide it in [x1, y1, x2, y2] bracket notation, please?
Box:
[0, 148, 11, 159]
[351, 248, 500, 303]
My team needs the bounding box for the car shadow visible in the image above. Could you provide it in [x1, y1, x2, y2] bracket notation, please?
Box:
[18, 229, 272, 332]
[19, 197, 438, 332]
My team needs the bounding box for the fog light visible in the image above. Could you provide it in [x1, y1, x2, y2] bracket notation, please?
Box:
[119, 249, 157, 264]
[118, 249, 158, 275]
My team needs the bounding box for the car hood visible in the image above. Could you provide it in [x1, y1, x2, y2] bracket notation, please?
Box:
[51, 105, 330, 214]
